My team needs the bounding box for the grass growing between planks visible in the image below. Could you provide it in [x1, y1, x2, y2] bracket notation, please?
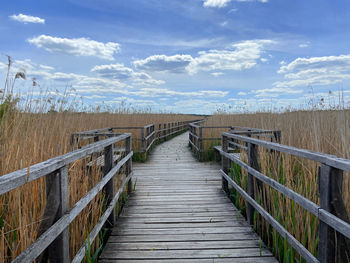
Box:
[201, 111, 350, 262]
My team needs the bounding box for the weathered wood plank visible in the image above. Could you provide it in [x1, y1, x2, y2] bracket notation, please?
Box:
[101, 132, 276, 262]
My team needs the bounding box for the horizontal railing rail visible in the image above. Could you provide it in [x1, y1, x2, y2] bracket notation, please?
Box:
[71, 119, 202, 155]
[189, 122, 280, 160]
[216, 130, 350, 263]
[1, 134, 133, 263]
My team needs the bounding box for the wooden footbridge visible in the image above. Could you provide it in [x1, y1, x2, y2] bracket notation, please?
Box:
[2, 120, 350, 263]
[99, 132, 276, 262]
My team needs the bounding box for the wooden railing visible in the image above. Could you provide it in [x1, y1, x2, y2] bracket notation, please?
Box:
[215, 131, 350, 263]
[0, 134, 133, 263]
[71, 120, 200, 154]
[189, 122, 281, 160]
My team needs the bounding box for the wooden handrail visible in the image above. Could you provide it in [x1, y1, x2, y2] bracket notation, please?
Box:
[216, 131, 350, 263]
[2, 134, 133, 263]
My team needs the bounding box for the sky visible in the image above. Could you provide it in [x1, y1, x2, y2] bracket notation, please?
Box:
[1, 0, 350, 114]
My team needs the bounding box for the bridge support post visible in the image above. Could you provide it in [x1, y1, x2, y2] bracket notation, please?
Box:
[221, 135, 229, 194]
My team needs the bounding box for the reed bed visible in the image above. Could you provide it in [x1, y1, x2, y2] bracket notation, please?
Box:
[201, 111, 350, 262]
[0, 103, 197, 262]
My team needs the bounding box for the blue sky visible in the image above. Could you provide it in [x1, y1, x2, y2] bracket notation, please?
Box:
[1, 0, 350, 114]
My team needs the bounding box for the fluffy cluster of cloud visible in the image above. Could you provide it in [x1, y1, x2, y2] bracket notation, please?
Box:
[275, 54, 350, 88]
[133, 39, 273, 75]
[203, 0, 268, 8]
[91, 63, 164, 85]
[9, 14, 45, 24]
[134, 55, 193, 73]
[28, 35, 120, 60]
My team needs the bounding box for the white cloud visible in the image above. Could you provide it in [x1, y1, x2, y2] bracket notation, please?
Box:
[204, 0, 232, 8]
[28, 35, 120, 60]
[299, 43, 309, 48]
[9, 14, 45, 24]
[134, 54, 193, 73]
[275, 54, 350, 87]
[91, 63, 164, 86]
[238, 91, 247, 95]
[187, 39, 274, 74]
[104, 97, 157, 107]
[129, 88, 228, 98]
[211, 72, 224, 77]
[252, 87, 303, 98]
[203, 0, 268, 8]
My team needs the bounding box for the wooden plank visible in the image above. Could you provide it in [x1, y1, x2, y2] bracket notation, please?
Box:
[103, 240, 265, 250]
[100, 248, 273, 259]
[101, 132, 275, 262]
[99, 258, 277, 263]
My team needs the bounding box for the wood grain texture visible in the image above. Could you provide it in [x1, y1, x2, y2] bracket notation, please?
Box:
[100, 132, 277, 262]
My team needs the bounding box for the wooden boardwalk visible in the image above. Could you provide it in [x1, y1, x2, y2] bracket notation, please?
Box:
[99, 132, 277, 263]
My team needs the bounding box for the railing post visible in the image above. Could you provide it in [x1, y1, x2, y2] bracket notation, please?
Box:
[318, 164, 350, 262]
[125, 135, 133, 195]
[199, 127, 203, 161]
[189, 125, 192, 150]
[54, 165, 70, 263]
[104, 143, 115, 227]
[273, 130, 281, 143]
[141, 127, 146, 152]
[37, 167, 70, 263]
[318, 164, 335, 263]
[163, 123, 167, 141]
[247, 142, 258, 226]
[168, 123, 171, 138]
[221, 134, 229, 194]
[158, 124, 161, 140]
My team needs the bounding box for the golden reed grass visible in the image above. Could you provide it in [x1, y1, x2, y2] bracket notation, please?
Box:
[0, 110, 197, 262]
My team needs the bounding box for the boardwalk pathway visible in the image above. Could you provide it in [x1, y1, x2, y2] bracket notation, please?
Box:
[99, 132, 277, 262]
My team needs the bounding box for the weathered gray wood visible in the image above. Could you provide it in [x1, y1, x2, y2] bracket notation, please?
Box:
[221, 135, 229, 194]
[223, 132, 350, 172]
[318, 164, 335, 263]
[0, 134, 131, 195]
[51, 165, 70, 263]
[104, 144, 115, 227]
[101, 132, 275, 262]
[125, 135, 133, 194]
[98, 258, 277, 263]
[247, 142, 258, 226]
[216, 146, 320, 216]
[12, 151, 132, 263]
[220, 169, 318, 263]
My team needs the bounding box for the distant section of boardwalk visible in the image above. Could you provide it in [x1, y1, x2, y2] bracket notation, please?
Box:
[99, 132, 277, 263]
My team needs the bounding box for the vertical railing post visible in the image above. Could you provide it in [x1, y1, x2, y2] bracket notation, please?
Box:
[189, 125, 192, 150]
[221, 134, 229, 194]
[141, 127, 145, 152]
[318, 164, 335, 263]
[199, 126, 203, 161]
[168, 123, 170, 138]
[37, 167, 70, 263]
[158, 124, 161, 141]
[125, 135, 133, 195]
[54, 165, 70, 263]
[104, 143, 115, 227]
[318, 164, 350, 263]
[273, 130, 281, 143]
[247, 142, 258, 226]
[163, 123, 167, 141]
